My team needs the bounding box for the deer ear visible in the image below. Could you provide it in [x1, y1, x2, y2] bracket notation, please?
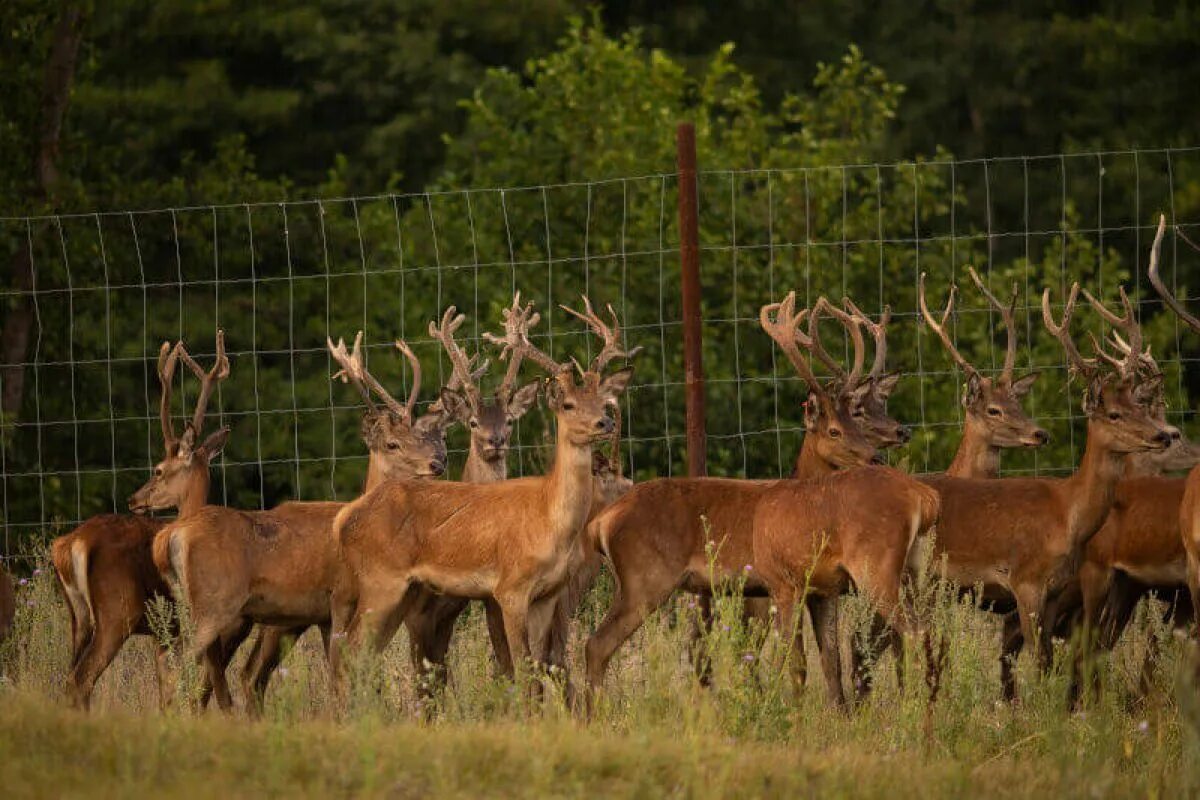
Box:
[1009, 372, 1040, 398]
[803, 391, 822, 431]
[198, 426, 230, 460]
[1082, 375, 1106, 415]
[874, 373, 901, 398]
[506, 382, 540, 420]
[437, 388, 470, 423]
[545, 376, 566, 411]
[600, 367, 634, 402]
[177, 425, 199, 460]
[963, 372, 985, 407]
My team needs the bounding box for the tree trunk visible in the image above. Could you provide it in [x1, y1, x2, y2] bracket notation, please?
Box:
[1, 3, 85, 419]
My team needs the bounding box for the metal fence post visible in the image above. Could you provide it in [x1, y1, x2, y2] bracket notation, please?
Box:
[676, 122, 707, 477]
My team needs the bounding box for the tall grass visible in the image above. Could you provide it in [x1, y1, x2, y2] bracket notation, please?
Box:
[2, 543, 1200, 797]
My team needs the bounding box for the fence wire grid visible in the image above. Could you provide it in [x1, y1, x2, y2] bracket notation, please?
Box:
[2, 145, 1200, 559]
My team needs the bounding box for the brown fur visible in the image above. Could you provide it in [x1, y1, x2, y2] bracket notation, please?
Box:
[753, 467, 940, 706]
[331, 367, 632, 683]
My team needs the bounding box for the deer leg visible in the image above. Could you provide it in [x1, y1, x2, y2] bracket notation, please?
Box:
[584, 575, 676, 695]
[484, 598, 514, 677]
[1014, 582, 1050, 676]
[688, 595, 716, 687]
[851, 613, 892, 701]
[154, 642, 175, 710]
[771, 587, 806, 700]
[808, 594, 846, 709]
[495, 591, 533, 695]
[999, 611, 1022, 702]
[239, 624, 303, 716]
[193, 619, 250, 713]
[67, 617, 133, 710]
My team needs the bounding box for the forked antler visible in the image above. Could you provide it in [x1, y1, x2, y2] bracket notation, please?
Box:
[174, 330, 231, 435]
[1080, 280, 1144, 382]
[966, 267, 1018, 384]
[918, 272, 975, 377]
[1147, 214, 1200, 335]
[156, 340, 182, 449]
[842, 297, 891, 382]
[760, 291, 823, 397]
[482, 292, 544, 397]
[429, 307, 486, 409]
[559, 296, 643, 374]
[810, 297, 865, 387]
[480, 293, 568, 379]
[1042, 282, 1098, 379]
[327, 331, 421, 421]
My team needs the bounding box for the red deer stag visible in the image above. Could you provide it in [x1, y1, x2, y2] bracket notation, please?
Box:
[922, 279, 1172, 699]
[583, 292, 892, 704]
[400, 298, 542, 686]
[49, 335, 229, 709]
[152, 333, 452, 711]
[1144, 214, 1200, 660]
[329, 297, 635, 691]
[918, 267, 1049, 477]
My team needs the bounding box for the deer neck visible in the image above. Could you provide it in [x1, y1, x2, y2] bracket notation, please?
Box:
[364, 453, 392, 494]
[946, 421, 1001, 479]
[1060, 421, 1126, 548]
[178, 465, 212, 519]
[545, 424, 595, 542]
[791, 436, 837, 479]
[462, 447, 507, 484]
[1121, 451, 1162, 479]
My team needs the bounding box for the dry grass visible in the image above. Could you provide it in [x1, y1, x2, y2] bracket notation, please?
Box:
[3, 546, 1200, 798]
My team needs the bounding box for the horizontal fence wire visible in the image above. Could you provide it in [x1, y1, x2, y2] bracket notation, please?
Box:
[1, 146, 1199, 562]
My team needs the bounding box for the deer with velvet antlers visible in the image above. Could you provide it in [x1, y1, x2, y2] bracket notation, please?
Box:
[329, 296, 636, 690]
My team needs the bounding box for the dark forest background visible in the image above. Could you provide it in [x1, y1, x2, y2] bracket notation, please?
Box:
[2, 2, 1199, 549]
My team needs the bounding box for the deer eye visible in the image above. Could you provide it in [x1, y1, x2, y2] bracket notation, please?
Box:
[154, 467, 164, 477]
[986, 406, 1002, 417]
[386, 441, 400, 450]
[1108, 411, 1121, 422]
[828, 428, 842, 439]
[469, 419, 479, 429]
[562, 401, 576, 411]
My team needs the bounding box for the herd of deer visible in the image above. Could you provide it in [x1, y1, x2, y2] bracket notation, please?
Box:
[5, 215, 1200, 716]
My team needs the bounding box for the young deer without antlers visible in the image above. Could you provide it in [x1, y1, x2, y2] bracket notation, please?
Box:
[329, 297, 635, 691]
[922, 279, 1172, 699]
[399, 298, 543, 688]
[584, 292, 896, 704]
[152, 333, 453, 712]
[49, 334, 230, 709]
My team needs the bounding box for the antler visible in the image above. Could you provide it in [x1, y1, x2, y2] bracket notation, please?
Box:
[156, 340, 181, 449]
[429, 307, 483, 409]
[811, 297, 865, 387]
[559, 296, 643, 374]
[966, 267, 1018, 384]
[483, 295, 567, 377]
[1042, 283, 1098, 378]
[1147, 214, 1200, 335]
[918, 272, 976, 376]
[842, 297, 891, 381]
[1080, 280, 1144, 381]
[760, 291, 823, 397]
[483, 292, 542, 398]
[327, 331, 420, 420]
[174, 329, 230, 435]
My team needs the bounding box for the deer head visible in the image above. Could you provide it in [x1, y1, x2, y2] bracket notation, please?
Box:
[760, 292, 879, 469]
[129, 332, 231, 513]
[838, 297, 911, 448]
[1043, 281, 1171, 455]
[432, 297, 541, 464]
[919, 269, 1048, 450]
[328, 331, 449, 479]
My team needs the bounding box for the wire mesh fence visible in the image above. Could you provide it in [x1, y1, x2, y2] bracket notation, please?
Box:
[1, 145, 1199, 559]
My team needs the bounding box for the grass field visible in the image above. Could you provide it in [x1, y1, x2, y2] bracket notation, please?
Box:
[3, 547, 1200, 798]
